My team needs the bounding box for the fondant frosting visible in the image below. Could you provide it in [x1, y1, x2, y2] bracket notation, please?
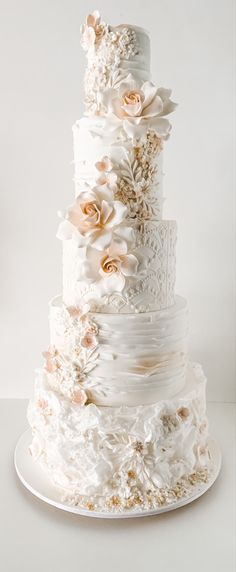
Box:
[28, 363, 210, 511]
[62, 220, 177, 312]
[49, 295, 188, 406]
[27, 12, 211, 514]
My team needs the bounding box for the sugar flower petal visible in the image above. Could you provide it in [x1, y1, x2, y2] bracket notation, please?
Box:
[120, 253, 139, 276]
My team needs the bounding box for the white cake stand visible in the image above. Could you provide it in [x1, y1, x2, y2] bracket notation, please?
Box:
[14, 429, 221, 519]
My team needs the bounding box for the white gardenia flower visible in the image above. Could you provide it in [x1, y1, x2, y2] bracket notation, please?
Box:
[57, 184, 130, 251]
[102, 74, 177, 139]
[79, 237, 139, 296]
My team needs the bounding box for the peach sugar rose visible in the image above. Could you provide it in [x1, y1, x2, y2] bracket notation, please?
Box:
[57, 186, 127, 251]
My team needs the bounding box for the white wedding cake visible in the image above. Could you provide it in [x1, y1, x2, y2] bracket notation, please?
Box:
[27, 12, 211, 514]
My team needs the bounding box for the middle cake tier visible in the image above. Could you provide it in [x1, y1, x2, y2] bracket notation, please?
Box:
[48, 294, 188, 407]
[62, 219, 177, 313]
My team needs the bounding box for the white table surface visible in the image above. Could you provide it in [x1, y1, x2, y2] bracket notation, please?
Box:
[0, 399, 235, 572]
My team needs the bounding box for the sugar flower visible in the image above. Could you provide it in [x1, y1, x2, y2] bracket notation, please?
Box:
[81, 331, 98, 349]
[81, 237, 139, 295]
[177, 407, 190, 421]
[42, 346, 59, 374]
[103, 74, 177, 139]
[66, 302, 90, 320]
[95, 156, 113, 172]
[57, 185, 129, 251]
[72, 388, 88, 406]
[95, 156, 117, 190]
[81, 11, 106, 51]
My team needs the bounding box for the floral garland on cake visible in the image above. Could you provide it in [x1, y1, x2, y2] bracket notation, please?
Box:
[42, 303, 99, 406]
[48, 12, 177, 405]
[57, 181, 138, 297]
[112, 131, 164, 219]
[80, 12, 176, 135]
[57, 11, 177, 303]
[80, 11, 139, 114]
[30, 376, 211, 512]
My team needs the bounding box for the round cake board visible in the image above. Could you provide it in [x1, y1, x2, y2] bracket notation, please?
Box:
[14, 429, 221, 519]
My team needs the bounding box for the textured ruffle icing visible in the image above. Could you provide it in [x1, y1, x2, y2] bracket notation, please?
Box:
[49, 295, 188, 406]
[27, 362, 211, 513]
[26, 17, 209, 516]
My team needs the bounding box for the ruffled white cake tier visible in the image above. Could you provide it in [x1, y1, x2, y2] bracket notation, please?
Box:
[27, 362, 211, 513]
[49, 294, 188, 406]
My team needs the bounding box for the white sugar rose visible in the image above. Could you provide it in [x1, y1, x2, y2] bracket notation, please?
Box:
[57, 185, 129, 251]
[80, 238, 139, 296]
[103, 74, 177, 139]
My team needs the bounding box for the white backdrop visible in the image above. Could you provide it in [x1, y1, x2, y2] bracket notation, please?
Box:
[0, 0, 235, 401]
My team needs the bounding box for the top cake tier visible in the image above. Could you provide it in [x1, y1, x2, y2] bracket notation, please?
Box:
[80, 12, 176, 138]
[57, 13, 177, 314]
[81, 17, 151, 114]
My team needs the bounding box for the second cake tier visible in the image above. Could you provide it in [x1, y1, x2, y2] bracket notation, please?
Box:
[48, 294, 188, 407]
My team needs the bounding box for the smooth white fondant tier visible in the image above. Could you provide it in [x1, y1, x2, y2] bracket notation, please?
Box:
[49, 295, 187, 406]
[62, 220, 177, 313]
[27, 363, 210, 508]
[72, 117, 163, 220]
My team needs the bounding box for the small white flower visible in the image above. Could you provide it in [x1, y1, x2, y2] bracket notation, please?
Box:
[95, 156, 117, 190]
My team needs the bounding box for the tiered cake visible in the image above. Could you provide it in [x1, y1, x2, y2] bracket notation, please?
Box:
[28, 12, 211, 514]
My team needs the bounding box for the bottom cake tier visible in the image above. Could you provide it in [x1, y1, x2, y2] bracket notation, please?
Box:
[27, 362, 212, 514]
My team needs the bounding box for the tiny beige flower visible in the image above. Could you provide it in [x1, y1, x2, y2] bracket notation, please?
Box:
[85, 501, 95, 511]
[133, 441, 144, 454]
[127, 470, 136, 480]
[177, 407, 190, 421]
[109, 495, 121, 507]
